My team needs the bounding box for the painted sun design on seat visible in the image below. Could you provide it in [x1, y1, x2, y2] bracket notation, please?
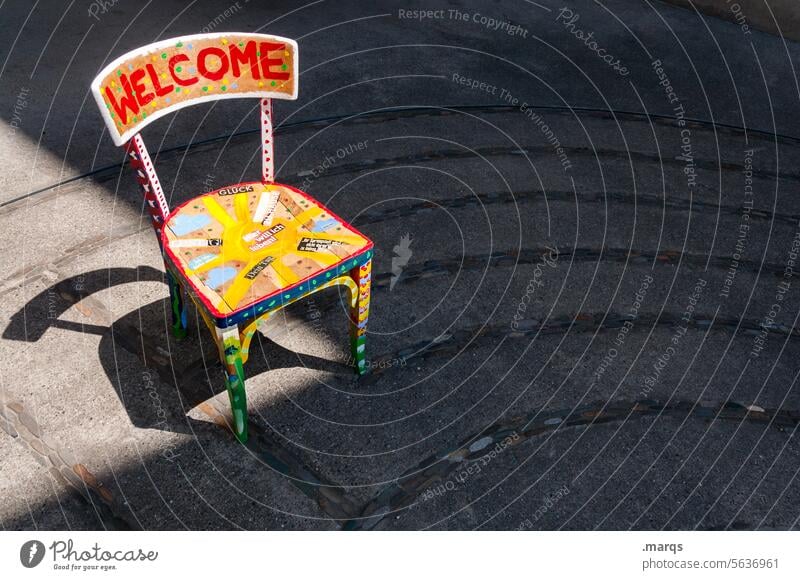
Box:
[163, 181, 371, 318]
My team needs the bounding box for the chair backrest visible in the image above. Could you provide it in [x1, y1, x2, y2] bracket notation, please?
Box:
[92, 32, 298, 145]
[91, 33, 298, 242]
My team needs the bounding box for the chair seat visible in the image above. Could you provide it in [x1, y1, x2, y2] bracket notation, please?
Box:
[162, 181, 372, 327]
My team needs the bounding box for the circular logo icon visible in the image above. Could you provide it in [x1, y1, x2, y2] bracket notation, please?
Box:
[20, 540, 46, 568]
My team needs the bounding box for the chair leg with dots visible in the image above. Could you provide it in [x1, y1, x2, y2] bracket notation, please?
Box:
[349, 259, 372, 375]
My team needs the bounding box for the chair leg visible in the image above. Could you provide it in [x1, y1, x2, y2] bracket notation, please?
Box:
[216, 325, 248, 442]
[349, 259, 372, 375]
[167, 271, 188, 339]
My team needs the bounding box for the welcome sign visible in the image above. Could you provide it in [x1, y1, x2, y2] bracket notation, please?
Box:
[91, 33, 298, 145]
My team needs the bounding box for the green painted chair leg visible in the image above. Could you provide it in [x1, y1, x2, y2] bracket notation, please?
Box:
[167, 271, 188, 340]
[350, 332, 368, 375]
[218, 326, 248, 442]
[349, 259, 372, 375]
[225, 358, 248, 443]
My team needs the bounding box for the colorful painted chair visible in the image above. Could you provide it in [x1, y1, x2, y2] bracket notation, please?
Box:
[90, 33, 373, 443]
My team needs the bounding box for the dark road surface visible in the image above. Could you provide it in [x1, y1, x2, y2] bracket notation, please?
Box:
[1, 0, 799, 530]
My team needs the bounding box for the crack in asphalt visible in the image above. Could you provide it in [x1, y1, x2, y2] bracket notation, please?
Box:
[342, 399, 799, 530]
[354, 188, 799, 227]
[359, 311, 798, 379]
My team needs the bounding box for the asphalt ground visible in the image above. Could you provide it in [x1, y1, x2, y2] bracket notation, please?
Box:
[1, 0, 799, 530]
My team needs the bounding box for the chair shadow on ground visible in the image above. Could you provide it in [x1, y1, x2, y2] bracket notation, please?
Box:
[3, 266, 358, 438]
